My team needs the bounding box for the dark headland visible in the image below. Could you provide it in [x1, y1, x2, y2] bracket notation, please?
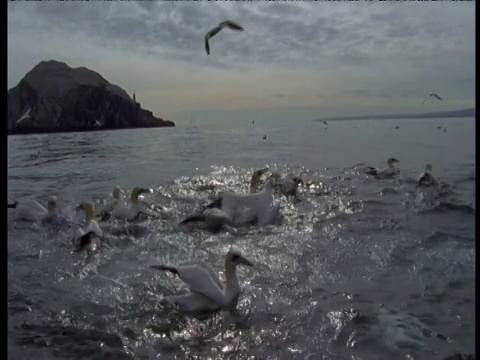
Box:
[7, 60, 175, 135]
[316, 107, 475, 122]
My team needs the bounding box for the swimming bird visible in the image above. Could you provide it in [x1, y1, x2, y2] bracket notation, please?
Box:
[206, 175, 280, 226]
[150, 247, 253, 313]
[106, 187, 155, 221]
[8, 196, 58, 222]
[99, 186, 124, 221]
[365, 158, 400, 179]
[262, 134, 267, 140]
[16, 108, 31, 124]
[205, 20, 244, 55]
[422, 92, 443, 104]
[417, 164, 437, 187]
[249, 168, 269, 193]
[73, 201, 103, 252]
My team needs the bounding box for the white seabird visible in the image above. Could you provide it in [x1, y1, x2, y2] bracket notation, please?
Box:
[207, 175, 280, 226]
[205, 20, 244, 55]
[16, 108, 31, 124]
[365, 158, 400, 179]
[422, 92, 443, 104]
[150, 247, 253, 313]
[99, 186, 125, 220]
[417, 164, 437, 187]
[73, 201, 103, 252]
[8, 196, 58, 222]
[106, 187, 155, 221]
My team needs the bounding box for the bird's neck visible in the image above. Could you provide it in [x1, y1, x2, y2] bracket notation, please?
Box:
[85, 211, 94, 226]
[47, 204, 56, 216]
[224, 262, 241, 304]
[388, 163, 395, 169]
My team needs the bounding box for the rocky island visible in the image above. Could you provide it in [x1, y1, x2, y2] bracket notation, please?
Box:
[7, 60, 175, 135]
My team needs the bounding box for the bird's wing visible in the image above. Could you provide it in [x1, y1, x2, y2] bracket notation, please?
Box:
[180, 213, 206, 224]
[183, 261, 225, 290]
[432, 93, 443, 100]
[204, 37, 210, 55]
[19, 200, 48, 215]
[205, 25, 223, 40]
[221, 20, 244, 31]
[176, 264, 226, 305]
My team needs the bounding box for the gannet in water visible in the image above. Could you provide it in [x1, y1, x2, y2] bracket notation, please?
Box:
[150, 247, 253, 313]
[249, 168, 269, 194]
[422, 92, 443, 104]
[8, 196, 58, 222]
[99, 186, 124, 220]
[417, 164, 437, 187]
[105, 187, 155, 221]
[206, 175, 280, 226]
[205, 20, 244, 55]
[365, 158, 400, 179]
[16, 108, 31, 124]
[73, 202, 103, 252]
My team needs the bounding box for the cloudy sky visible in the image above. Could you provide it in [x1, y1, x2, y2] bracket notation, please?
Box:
[8, 1, 475, 123]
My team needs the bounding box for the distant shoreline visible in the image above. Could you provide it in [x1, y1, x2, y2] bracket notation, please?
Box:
[7, 124, 175, 137]
[316, 107, 475, 122]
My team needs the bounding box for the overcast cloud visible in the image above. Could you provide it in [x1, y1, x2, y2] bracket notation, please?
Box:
[7, 1, 475, 122]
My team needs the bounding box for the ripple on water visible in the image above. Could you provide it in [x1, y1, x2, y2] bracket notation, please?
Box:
[8, 163, 475, 359]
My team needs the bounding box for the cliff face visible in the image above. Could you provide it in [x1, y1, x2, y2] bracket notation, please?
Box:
[7, 60, 175, 135]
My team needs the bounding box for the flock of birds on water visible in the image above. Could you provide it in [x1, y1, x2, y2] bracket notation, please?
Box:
[8, 154, 438, 314]
[8, 19, 461, 359]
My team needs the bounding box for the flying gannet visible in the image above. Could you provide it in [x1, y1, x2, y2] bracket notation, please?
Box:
[365, 157, 400, 179]
[150, 247, 253, 313]
[16, 108, 31, 124]
[422, 92, 443, 104]
[205, 20, 244, 55]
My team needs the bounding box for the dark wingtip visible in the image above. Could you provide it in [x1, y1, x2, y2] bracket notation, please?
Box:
[150, 265, 178, 274]
[180, 214, 205, 224]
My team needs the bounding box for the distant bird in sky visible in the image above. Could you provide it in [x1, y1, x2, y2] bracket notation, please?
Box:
[16, 108, 31, 124]
[205, 20, 244, 55]
[322, 121, 328, 125]
[422, 92, 443, 104]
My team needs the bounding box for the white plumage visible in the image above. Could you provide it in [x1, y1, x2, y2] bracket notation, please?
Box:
[150, 248, 253, 313]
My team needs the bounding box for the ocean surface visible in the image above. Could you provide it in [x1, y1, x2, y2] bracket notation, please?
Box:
[8, 117, 475, 360]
